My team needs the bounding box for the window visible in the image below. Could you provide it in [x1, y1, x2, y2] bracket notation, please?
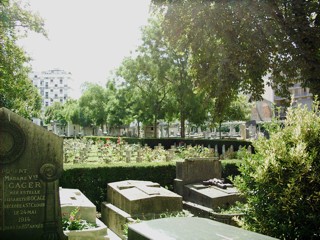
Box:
[60, 79, 63, 84]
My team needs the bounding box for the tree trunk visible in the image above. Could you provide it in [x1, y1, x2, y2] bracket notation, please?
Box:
[153, 115, 158, 138]
[180, 112, 185, 138]
[167, 122, 170, 138]
[137, 121, 140, 138]
[219, 121, 222, 139]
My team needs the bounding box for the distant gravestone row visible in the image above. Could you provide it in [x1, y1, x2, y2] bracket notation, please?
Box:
[0, 108, 66, 240]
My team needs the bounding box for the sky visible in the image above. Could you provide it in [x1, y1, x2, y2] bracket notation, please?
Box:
[18, 0, 151, 99]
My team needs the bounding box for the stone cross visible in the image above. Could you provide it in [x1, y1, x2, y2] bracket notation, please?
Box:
[0, 108, 66, 239]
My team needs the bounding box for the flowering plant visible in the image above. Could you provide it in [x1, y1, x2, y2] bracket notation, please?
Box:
[62, 207, 97, 231]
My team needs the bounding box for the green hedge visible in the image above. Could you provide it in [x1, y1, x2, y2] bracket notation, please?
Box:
[60, 161, 240, 211]
[59, 162, 176, 211]
[84, 136, 252, 154]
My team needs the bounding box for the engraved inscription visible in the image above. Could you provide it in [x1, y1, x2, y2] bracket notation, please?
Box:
[1, 168, 45, 230]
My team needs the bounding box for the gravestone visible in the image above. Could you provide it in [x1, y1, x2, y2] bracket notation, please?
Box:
[0, 108, 66, 239]
[128, 217, 278, 240]
[174, 158, 222, 196]
[101, 180, 182, 238]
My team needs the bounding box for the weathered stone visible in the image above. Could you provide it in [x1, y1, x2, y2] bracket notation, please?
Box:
[174, 158, 221, 196]
[183, 183, 242, 210]
[101, 202, 134, 239]
[60, 188, 96, 223]
[128, 217, 278, 240]
[0, 107, 66, 239]
[60, 188, 109, 240]
[102, 180, 182, 238]
[107, 180, 182, 217]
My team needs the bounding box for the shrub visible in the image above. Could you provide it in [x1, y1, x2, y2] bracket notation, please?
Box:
[60, 162, 176, 211]
[235, 101, 320, 239]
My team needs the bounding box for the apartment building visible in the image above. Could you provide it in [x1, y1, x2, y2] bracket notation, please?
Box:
[30, 68, 71, 112]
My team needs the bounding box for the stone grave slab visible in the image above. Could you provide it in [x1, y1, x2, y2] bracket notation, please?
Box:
[60, 188, 96, 223]
[0, 107, 66, 239]
[107, 180, 182, 216]
[102, 180, 182, 239]
[184, 183, 242, 210]
[128, 217, 278, 240]
[174, 158, 221, 196]
[59, 188, 109, 240]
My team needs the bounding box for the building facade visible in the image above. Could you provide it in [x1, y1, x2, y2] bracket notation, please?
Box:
[30, 69, 72, 127]
[30, 68, 72, 112]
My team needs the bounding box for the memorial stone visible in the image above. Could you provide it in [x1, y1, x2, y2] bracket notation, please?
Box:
[0, 108, 66, 240]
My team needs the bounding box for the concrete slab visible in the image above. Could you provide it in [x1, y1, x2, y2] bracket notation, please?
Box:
[107, 180, 182, 216]
[60, 188, 96, 223]
[128, 217, 278, 240]
[184, 183, 242, 210]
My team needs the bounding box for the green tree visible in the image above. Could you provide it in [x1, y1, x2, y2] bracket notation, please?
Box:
[0, 0, 46, 118]
[208, 94, 251, 138]
[105, 81, 133, 135]
[116, 54, 169, 138]
[154, 0, 320, 100]
[44, 102, 66, 125]
[118, 14, 209, 138]
[79, 83, 108, 129]
[235, 102, 320, 239]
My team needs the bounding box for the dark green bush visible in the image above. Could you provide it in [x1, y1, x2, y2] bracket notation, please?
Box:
[60, 162, 176, 211]
[60, 161, 241, 212]
[221, 160, 241, 181]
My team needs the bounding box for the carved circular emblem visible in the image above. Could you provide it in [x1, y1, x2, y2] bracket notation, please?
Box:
[39, 163, 60, 181]
[0, 121, 26, 164]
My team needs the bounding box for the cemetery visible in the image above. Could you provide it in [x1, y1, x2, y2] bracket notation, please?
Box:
[3, 103, 320, 239]
[0, 107, 281, 240]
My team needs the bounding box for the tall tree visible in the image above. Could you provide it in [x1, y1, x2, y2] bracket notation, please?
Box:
[105, 81, 133, 135]
[0, 0, 46, 118]
[153, 0, 320, 100]
[118, 14, 209, 138]
[117, 55, 169, 138]
[79, 83, 108, 129]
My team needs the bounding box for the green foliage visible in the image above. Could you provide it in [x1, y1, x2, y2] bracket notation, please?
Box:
[154, 0, 320, 99]
[60, 163, 177, 211]
[79, 83, 108, 127]
[221, 160, 241, 181]
[0, 0, 45, 118]
[84, 136, 252, 154]
[62, 207, 97, 231]
[234, 102, 320, 239]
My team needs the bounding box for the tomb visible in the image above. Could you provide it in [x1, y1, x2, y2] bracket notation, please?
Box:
[59, 188, 109, 240]
[127, 217, 278, 240]
[0, 107, 66, 239]
[174, 158, 243, 221]
[101, 180, 182, 239]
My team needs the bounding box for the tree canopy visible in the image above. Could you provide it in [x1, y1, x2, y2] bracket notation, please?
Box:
[0, 0, 46, 118]
[153, 0, 320, 100]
